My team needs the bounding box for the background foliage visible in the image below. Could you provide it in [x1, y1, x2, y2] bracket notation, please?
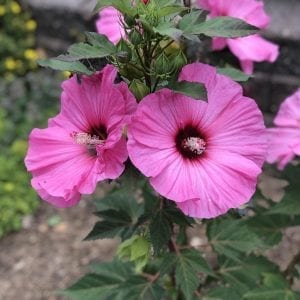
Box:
[0, 0, 39, 80]
[0, 71, 61, 238]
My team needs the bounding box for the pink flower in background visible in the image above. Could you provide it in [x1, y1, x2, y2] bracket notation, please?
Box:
[25, 65, 136, 208]
[96, 6, 126, 44]
[198, 0, 279, 74]
[127, 63, 266, 218]
[267, 89, 300, 170]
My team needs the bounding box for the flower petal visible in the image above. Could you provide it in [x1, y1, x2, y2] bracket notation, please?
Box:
[227, 35, 279, 72]
[177, 153, 261, 218]
[128, 89, 207, 149]
[274, 89, 300, 127]
[50, 66, 126, 133]
[25, 127, 102, 206]
[267, 127, 300, 170]
[96, 6, 126, 44]
[206, 95, 267, 166]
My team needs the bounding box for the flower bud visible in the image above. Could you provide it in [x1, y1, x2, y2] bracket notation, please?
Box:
[154, 52, 173, 75]
[169, 50, 187, 73]
[128, 29, 143, 45]
[129, 79, 150, 101]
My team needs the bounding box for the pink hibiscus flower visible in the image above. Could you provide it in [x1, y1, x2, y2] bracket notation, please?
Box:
[127, 63, 266, 218]
[267, 89, 300, 170]
[25, 65, 136, 208]
[96, 6, 126, 45]
[197, 0, 279, 74]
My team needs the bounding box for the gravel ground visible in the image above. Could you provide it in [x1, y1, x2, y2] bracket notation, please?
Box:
[0, 188, 118, 300]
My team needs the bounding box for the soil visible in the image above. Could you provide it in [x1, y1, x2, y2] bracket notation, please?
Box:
[0, 190, 119, 300]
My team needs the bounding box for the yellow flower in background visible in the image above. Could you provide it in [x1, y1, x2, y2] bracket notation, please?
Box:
[24, 49, 39, 61]
[4, 58, 17, 70]
[0, 5, 6, 16]
[25, 19, 37, 31]
[10, 1, 21, 14]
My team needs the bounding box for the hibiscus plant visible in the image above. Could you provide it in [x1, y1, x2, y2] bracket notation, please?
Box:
[26, 0, 300, 299]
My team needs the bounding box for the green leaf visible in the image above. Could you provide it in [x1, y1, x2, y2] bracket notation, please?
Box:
[63, 259, 133, 300]
[84, 209, 133, 240]
[85, 32, 117, 52]
[207, 218, 265, 261]
[175, 249, 214, 300]
[266, 189, 300, 215]
[191, 17, 258, 37]
[245, 214, 300, 247]
[94, 0, 135, 16]
[157, 5, 187, 17]
[169, 80, 207, 100]
[154, 22, 183, 40]
[179, 9, 208, 32]
[119, 275, 165, 300]
[160, 253, 177, 276]
[266, 165, 300, 215]
[217, 67, 252, 82]
[149, 210, 172, 254]
[63, 42, 114, 61]
[243, 273, 300, 300]
[204, 286, 241, 300]
[94, 190, 142, 220]
[38, 58, 93, 75]
[218, 255, 278, 296]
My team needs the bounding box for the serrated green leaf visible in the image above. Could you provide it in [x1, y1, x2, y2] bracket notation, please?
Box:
[157, 5, 187, 17]
[120, 275, 165, 300]
[245, 214, 300, 247]
[191, 16, 258, 37]
[266, 190, 300, 215]
[218, 256, 278, 296]
[266, 165, 300, 215]
[38, 58, 93, 74]
[64, 43, 113, 60]
[63, 259, 133, 300]
[175, 249, 213, 300]
[90, 259, 133, 279]
[243, 273, 300, 300]
[154, 22, 183, 40]
[94, 191, 142, 220]
[217, 67, 252, 82]
[179, 9, 208, 32]
[160, 253, 177, 276]
[62, 273, 119, 300]
[204, 286, 241, 300]
[169, 80, 207, 100]
[149, 211, 172, 253]
[84, 209, 133, 240]
[207, 218, 265, 261]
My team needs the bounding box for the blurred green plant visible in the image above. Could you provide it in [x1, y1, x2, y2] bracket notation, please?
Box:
[0, 0, 39, 80]
[0, 70, 61, 238]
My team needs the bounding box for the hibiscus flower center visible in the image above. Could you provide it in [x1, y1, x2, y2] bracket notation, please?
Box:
[72, 124, 108, 156]
[175, 125, 206, 159]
